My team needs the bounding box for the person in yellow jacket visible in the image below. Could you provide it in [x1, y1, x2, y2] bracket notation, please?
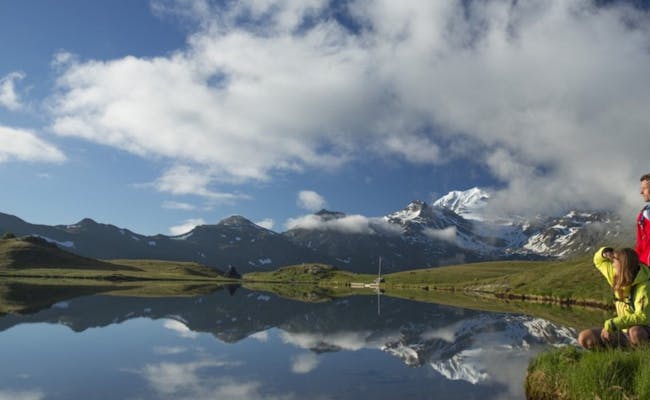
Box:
[578, 246, 650, 349]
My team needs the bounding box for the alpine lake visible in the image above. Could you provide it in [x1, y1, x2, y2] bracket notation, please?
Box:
[0, 281, 610, 400]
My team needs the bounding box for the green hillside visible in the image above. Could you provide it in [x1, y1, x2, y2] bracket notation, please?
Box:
[383, 255, 613, 306]
[244, 255, 613, 308]
[0, 236, 137, 271]
[0, 236, 226, 281]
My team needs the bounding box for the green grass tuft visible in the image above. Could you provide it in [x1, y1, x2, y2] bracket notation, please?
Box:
[527, 345, 650, 400]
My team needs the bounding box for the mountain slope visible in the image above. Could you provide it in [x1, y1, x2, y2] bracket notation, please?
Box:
[0, 212, 326, 273]
[0, 236, 137, 271]
[0, 186, 632, 273]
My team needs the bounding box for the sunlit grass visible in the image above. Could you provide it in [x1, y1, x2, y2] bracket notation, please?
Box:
[527, 346, 650, 400]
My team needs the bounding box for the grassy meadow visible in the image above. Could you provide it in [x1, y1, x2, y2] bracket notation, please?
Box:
[526, 345, 650, 400]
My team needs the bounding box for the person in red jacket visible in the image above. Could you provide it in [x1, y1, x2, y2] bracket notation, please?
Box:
[637, 174, 650, 266]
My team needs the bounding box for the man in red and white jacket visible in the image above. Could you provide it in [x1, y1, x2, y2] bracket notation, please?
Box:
[636, 173, 650, 266]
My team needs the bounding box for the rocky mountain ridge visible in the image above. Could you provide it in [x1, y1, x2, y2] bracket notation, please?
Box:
[0, 188, 632, 273]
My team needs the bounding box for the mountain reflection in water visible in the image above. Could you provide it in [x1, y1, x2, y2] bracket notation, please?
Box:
[0, 286, 576, 399]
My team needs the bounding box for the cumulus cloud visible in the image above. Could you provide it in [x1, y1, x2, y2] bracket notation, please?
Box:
[285, 213, 403, 235]
[297, 190, 327, 211]
[49, 0, 650, 217]
[169, 218, 205, 235]
[153, 165, 250, 202]
[139, 360, 294, 400]
[254, 219, 275, 230]
[0, 72, 25, 110]
[290, 353, 320, 374]
[280, 331, 373, 351]
[0, 126, 66, 163]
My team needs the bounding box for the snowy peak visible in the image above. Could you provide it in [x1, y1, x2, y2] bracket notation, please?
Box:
[433, 187, 490, 220]
[387, 200, 432, 223]
[217, 215, 258, 228]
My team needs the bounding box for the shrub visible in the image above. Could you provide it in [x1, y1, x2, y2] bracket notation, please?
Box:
[1, 232, 16, 240]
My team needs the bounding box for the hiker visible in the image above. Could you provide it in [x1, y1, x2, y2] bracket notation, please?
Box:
[577, 247, 650, 349]
[637, 173, 650, 266]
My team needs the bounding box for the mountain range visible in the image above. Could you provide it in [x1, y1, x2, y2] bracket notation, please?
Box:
[0, 188, 631, 273]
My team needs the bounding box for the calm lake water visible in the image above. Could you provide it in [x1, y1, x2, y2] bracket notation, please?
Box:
[0, 286, 577, 400]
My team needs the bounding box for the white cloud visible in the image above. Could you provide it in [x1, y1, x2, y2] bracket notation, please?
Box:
[383, 135, 441, 164]
[280, 331, 373, 351]
[423, 226, 458, 244]
[49, 0, 650, 217]
[139, 360, 295, 400]
[169, 218, 205, 235]
[297, 190, 327, 212]
[254, 218, 275, 230]
[0, 390, 44, 400]
[153, 346, 188, 355]
[163, 201, 196, 211]
[285, 213, 402, 235]
[163, 319, 199, 338]
[290, 352, 320, 374]
[0, 126, 66, 163]
[0, 72, 25, 110]
[154, 165, 250, 202]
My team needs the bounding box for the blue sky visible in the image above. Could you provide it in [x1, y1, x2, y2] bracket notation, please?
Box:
[1, 0, 649, 236]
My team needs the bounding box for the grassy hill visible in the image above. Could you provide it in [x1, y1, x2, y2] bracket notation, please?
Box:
[0, 236, 137, 271]
[0, 236, 226, 281]
[244, 255, 613, 308]
[382, 255, 613, 307]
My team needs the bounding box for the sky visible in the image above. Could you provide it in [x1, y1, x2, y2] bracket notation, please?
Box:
[1, 0, 650, 236]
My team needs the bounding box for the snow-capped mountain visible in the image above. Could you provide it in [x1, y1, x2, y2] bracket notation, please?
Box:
[381, 314, 576, 384]
[433, 187, 490, 221]
[0, 186, 631, 273]
[429, 188, 629, 259]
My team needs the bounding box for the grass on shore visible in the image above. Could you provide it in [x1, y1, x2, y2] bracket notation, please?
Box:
[0, 237, 231, 282]
[244, 256, 614, 309]
[383, 256, 613, 307]
[526, 345, 650, 400]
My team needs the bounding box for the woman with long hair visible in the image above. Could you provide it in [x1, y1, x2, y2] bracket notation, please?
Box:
[578, 247, 650, 349]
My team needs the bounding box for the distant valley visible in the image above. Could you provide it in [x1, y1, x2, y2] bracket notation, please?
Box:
[0, 188, 631, 273]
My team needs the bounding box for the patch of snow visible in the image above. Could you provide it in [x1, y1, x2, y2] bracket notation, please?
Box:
[336, 257, 351, 264]
[257, 295, 271, 301]
[429, 350, 489, 384]
[52, 301, 70, 309]
[235, 236, 241, 241]
[148, 241, 156, 246]
[258, 258, 272, 265]
[131, 235, 140, 241]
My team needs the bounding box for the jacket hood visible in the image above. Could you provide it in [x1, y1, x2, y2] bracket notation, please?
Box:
[634, 265, 650, 286]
